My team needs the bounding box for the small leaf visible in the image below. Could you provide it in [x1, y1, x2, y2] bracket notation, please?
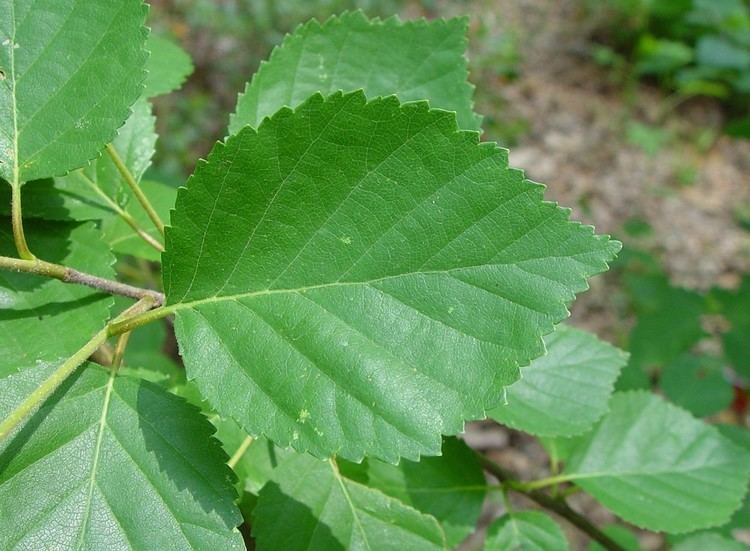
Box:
[484, 511, 569, 551]
[230, 12, 480, 133]
[0, 219, 114, 376]
[251, 453, 446, 550]
[711, 277, 750, 378]
[660, 354, 733, 417]
[489, 325, 628, 437]
[164, 91, 619, 462]
[625, 274, 705, 373]
[360, 438, 486, 547]
[0, 0, 149, 182]
[144, 35, 194, 97]
[0, 364, 244, 549]
[696, 35, 750, 71]
[563, 391, 750, 533]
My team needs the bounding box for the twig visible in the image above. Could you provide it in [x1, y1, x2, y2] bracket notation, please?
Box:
[0, 255, 164, 305]
[478, 455, 625, 551]
[106, 144, 165, 236]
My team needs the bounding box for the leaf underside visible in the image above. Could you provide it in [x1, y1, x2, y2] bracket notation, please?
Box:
[489, 325, 628, 437]
[143, 34, 194, 98]
[565, 391, 750, 533]
[230, 11, 480, 133]
[165, 90, 619, 462]
[361, 437, 486, 548]
[251, 453, 446, 551]
[484, 511, 569, 551]
[0, 0, 148, 182]
[0, 364, 244, 550]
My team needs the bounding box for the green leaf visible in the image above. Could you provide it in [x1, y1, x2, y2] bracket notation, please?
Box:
[660, 354, 733, 417]
[696, 35, 750, 71]
[0, 98, 158, 221]
[0, 0, 148, 183]
[230, 12, 480, 133]
[489, 325, 628, 437]
[711, 277, 750, 378]
[359, 438, 486, 547]
[251, 453, 446, 550]
[562, 391, 750, 533]
[0, 364, 244, 549]
[484, 511, 569, 551]
[144, 35, 194, 98]
[103, 180, 176, 260]
[625, 273, 705, 375]
[0, 219, 114, 376]
[635, 36, 693, 75]
[164, 91, 619, 462]
[672, 533, 748, 551]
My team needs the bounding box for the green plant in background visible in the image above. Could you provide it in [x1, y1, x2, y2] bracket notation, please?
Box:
[588, 0, 750, 136]
[1, 3, 749, 551]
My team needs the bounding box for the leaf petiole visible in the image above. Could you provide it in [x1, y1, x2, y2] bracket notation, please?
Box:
[106, 144, 165, 236]
[227, 435, 254, 469]
[108, 304, 176, 335]
[515, 474, 577, 491]
[10, 183, 34, 260]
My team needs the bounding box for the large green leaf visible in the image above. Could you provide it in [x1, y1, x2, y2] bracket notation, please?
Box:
[164, 91, 619, 462]
[562, 391, 750, 533]
[252, 452, 446, 550]
[484, 511, 569, 551]
[489, 325, 627, 437]
[358, 438, 486, 547]
[144, 35, 194, 98]
[0, 364, 244, 549]
[0, 219, 114, 376]
[0, 0, 148, 183]
[230, 11, 480, 133]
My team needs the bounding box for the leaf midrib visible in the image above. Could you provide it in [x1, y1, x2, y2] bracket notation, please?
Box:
[75, 367, 116, 550]
[330, 459, 372, 551]
[9, 0, 19, 189]
[167, 249, 595, 315]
